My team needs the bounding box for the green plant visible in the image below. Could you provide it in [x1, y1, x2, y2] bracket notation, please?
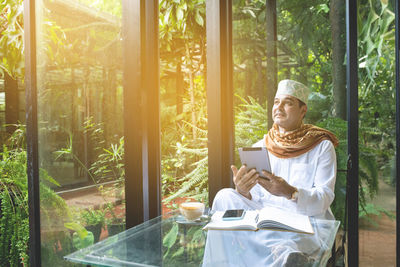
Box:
[317, 117, 385, 224]
[234, 95, 268, 162]
[53, 132, 97, 185]
[55, 117, 125, 189]
[105, 202, 125, 225]
[0, 145, 30, 266]
[381, 155, 396, 186]
[4, 123, 26, 150]
[358, 203, 395, 228]
[0, 147, 70, 266]
[89, 136, 125, 188]
[162, 223, 205, 265]
[80, 208, 106, 227]
[104, 202, 125, 237]
[0, 0, 24, 79]
[162, 95, 267, 205]
[0, 159, 29, 266]
[64, 222, 94, 250]
[0, 124, 74, 266]
[162, 143, 208, 203]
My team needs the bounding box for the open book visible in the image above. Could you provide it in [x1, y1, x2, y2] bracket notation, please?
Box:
[203, 206, 314, 234]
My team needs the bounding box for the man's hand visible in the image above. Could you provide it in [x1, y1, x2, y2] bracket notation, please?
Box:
[231, 165, 259, 200]
[259, 170, 296, 199]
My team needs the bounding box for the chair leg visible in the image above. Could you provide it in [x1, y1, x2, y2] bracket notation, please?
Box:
[326, 241, 336, 267]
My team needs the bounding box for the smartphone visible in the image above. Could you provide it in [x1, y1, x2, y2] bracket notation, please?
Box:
[222, 209, 246, 220]
[238, 147, 271, 179]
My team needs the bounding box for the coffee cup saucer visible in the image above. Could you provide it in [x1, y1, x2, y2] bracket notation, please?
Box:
[175, 209, 211, 226]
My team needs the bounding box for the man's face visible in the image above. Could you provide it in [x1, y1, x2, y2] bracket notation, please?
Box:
[272, 94, 307, 132]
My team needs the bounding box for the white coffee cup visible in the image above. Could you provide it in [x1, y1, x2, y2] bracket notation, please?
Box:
[179, 202, 205, 221]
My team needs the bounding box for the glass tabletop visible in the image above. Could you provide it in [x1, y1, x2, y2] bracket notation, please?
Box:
[64, 211, 340, 267]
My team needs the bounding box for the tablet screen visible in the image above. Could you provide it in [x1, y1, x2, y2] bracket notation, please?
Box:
[238, 147, 271, 177]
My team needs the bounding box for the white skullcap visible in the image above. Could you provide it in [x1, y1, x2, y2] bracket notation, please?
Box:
[275, 79, 310, 105]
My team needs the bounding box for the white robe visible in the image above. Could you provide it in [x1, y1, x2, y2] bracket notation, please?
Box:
[203, 139, 337, 266]
[212, 139, 337, 219]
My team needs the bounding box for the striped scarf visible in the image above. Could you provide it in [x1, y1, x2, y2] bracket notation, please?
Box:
[265, 123, 339, 158]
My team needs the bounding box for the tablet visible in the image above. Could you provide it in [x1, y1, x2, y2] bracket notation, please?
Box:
[238, 147, 271, 178]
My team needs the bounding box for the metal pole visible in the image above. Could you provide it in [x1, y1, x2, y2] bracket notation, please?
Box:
[24, 0, 41, 265]
[395, 0, 400, 266]
[123, 0, 161, 228]
[346, 0, 359, 266]
[206, 0, 234, 205]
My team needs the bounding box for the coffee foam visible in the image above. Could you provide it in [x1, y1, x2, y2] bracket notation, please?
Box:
[180, 202, 203, 210]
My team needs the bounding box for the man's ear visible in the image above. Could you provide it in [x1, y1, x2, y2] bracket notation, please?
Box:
[302, 105, 307, 118]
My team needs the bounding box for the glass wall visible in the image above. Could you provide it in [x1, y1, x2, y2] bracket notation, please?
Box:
[358, 0, 396, 265]
[19, 0, 397, 265]
[36, 0, 124, 265]
[159, 0, 208, 212]
[231, 1, 397, 265]
[232, 0, 268, 151]
[232, 0, 347, 263]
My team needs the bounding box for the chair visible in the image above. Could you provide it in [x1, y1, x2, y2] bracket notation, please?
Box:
[327, 165, 349, 267]
[327, 228, 346, 267]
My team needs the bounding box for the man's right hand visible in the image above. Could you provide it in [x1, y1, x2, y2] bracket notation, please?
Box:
[231, 165, 259, 200]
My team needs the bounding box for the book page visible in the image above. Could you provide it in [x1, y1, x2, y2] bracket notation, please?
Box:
[257, 206, 314, 234]
[203, 210, 258, 231]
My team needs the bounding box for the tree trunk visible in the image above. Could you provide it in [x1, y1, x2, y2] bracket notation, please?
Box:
[188, 69, 197, 139]
[102, 67, 110, 146]
[186, 44, 197, 139]
[245, 61, 253, 97]
[4, 73, 18, 134]
[265, 0, 277, 130]
[330, 0, 347, 120]
[176, 61, 183, 116]
[255, 56, 266, 104]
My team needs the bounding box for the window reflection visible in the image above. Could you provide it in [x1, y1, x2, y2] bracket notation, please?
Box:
[37, 0, 124, 265]
[358, 1, 396, 265]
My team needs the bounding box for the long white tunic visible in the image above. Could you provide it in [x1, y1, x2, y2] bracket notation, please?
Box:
[204, 139, 337, 266]
[212, 138, 336, 219]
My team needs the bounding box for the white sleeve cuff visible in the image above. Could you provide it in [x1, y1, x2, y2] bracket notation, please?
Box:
[295, 188, 308, 214]
[249, 184, 265, 203]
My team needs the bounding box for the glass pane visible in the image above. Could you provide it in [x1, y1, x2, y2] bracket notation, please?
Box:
[36, 0, 124, 265]
[233, 0, 268, 149]
[233, 0, 346, 264]
[358, 1, 396, 265]
[159, 0, 208, 213]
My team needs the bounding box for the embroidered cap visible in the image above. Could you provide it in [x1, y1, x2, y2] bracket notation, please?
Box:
[276, 79, 310, 106]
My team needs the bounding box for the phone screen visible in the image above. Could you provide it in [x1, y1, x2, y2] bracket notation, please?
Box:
[222, 209, 245, 220]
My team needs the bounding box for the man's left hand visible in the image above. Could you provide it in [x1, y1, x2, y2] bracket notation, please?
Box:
[259, 170, 296, 199]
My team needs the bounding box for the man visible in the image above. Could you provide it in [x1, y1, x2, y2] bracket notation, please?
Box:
[208, 79, 338, 266]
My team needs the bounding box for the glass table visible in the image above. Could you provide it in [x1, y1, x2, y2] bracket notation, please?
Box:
[65, 211, 340, 267]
